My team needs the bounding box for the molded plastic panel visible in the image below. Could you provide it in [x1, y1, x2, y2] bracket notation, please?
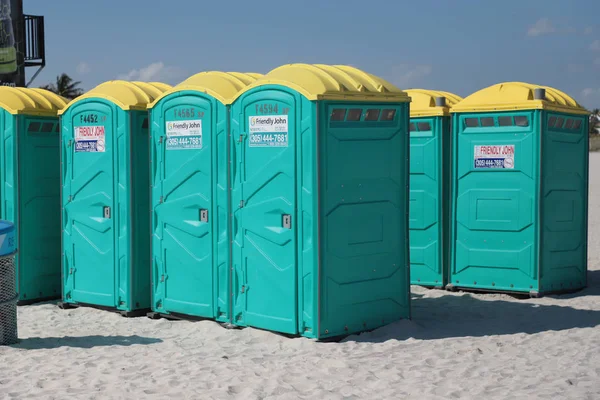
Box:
[318, 102, 411, 338]
[151, 93, 224, 320]
[450, 111, 539, 292]
[230, 87, 300, 335]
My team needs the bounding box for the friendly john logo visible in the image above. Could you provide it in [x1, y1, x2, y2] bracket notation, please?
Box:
[249, 115, 288, 133]
[165, 120, 202, 137]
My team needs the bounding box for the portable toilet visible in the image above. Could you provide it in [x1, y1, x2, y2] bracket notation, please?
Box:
[146, 71, 262, 322]
[0, 87, 67, 304]
[229, 63, 412, 339]
[449, 82, 589, 296]
[58, 80, 171, 316]
[405, 89, 462, 288]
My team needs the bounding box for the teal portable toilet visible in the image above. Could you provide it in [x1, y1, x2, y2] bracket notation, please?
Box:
[0, 87, 67, 304]
[229, 64, 412, 339]
[146, 71, 262, 322]
[405, 90, 462, 288]
[449, 82, 589, 296]
[58, 80, 171, 316]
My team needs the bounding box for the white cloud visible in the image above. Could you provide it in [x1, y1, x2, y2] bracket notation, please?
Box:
[117, 62, 186, 84]
[76, 62, 91, 75]
[591, 40, 600, 51]
[528, 18, 555, 37]
[582, 88, 599, 97]
[390, 64, 433, 88]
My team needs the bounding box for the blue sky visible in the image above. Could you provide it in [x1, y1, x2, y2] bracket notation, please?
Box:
[25, 0, 600, 109]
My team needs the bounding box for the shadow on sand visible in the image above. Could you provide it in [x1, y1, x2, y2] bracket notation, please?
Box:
[344, 269, 600, 343]
[11, 335, 162, 350]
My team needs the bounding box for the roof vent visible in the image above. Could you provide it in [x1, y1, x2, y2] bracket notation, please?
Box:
[435, 96, 447, 107]
[534, 88, 546, 100]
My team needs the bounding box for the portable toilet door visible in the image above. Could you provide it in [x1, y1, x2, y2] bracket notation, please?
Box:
[229, 64, 412, 339]
[0, 87, 67, 304]
[405, 90, 462, 288]
[146, 72, 262, 322]
[449, 82, 589, 296]
[58, 81, 171, 316]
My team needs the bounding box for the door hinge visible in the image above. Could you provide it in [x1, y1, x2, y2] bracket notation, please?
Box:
[160, 274, 165, 283]
[241, 285, 246, 293]
[159, 136, 164, 144]
[159, 196, 163, 203]
[239, 200, 244, 208]
[68, 139, 72, 147]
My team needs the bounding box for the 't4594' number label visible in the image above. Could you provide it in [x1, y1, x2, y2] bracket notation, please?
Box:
[254, 104, 290, 115]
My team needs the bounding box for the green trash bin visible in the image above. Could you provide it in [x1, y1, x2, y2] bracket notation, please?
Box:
[146, 71, 262, 323]
[0, 87, 67, 304]
[58, 80, 171, 316]
[449, 82, 589, 296]
[229, 64, 412, 339]
[405, 90, 462, 288]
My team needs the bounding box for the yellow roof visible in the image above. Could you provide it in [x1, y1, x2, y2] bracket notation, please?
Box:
[0, 87, 68, 116]
[405, 89, 463, 117]
[451, 82, 588, 115]
[148, 72, 264, 108]
[58, 80, 172, 115]
[230, 64, 410, 103]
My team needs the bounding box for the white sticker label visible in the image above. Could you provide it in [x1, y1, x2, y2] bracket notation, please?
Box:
[166, 120, 202, 150]
[474, 145, 515, 169]
[75, 126, 106, 152]
[249, 115, 288, 147]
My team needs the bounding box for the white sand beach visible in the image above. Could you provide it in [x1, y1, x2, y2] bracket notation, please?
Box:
[1, 157, 600, 400]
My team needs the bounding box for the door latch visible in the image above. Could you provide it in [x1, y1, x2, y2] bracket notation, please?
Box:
[103, 206, 111, 219]
[200, 209, 209, 223]
[282, 214, 292, 229]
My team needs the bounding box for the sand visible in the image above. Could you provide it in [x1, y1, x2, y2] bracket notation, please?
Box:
[1, 158, 600, 400]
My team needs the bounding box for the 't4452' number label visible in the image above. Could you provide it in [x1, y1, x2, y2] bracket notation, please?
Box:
[80, 114, 102, 123]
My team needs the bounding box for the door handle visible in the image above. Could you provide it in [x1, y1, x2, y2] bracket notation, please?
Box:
[200, 209, 209, 223]
[282, 214, 291, 229]
[103, 206, 111, 219]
